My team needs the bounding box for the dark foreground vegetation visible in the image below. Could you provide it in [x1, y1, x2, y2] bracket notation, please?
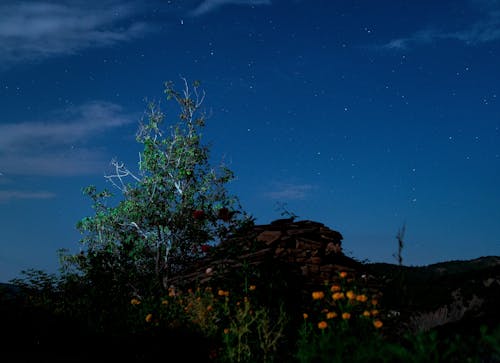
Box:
[1, 255, 499, 363]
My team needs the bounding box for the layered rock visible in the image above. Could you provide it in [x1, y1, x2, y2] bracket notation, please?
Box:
[167, 218, 380, 296]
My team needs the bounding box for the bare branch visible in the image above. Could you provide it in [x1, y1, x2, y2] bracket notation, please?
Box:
[104, 158, 141, 193]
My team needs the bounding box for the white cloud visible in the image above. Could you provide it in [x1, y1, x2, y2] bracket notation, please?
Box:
[382, 2, 500, 49]
[190, 0, 271, 17]
[0, 1, 149, 67]
[0, 190, 56, 203]
[263, 182, 315, 200]
[0, 101, 136, 176]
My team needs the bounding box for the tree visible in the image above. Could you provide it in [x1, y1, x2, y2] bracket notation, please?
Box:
[61, 78, 255, 299]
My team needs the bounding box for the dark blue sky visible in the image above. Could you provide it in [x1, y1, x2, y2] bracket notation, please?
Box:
[1, 0, 499, 282]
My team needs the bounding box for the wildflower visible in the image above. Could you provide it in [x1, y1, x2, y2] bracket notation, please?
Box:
[207, 305, 213, 312]
[373, 320, 383, 329]
[168, 287, 176, 297]
[346, 290, 356, 300]
[161, 300, 168, 305]
[362, 310, 371, 317]
[130, 298, 141, 305]
[249, 285, 256, 291]
[371, 299, 378, 306]
[218, 289, 226, 297]
[224, 328, 230, 334]
[356, 294, 368, 302]
[318, 321, 328, 330]
[145, 313, 153, 323]
[303, 313, 309, 319]
[326, 311, 338, 319]
[339, 271, 348, 278]
[312, 291, 325, 300]
[342, 313, 351, 320]
[330, 284, 341, 292]
[332, 292, 345, 300]
[371, 309, 379, 316]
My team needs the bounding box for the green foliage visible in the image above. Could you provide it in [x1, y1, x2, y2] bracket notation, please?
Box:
[64, 79, 254, 302]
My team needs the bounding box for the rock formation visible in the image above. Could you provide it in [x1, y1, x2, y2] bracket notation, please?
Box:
[167, 218, 381, 298]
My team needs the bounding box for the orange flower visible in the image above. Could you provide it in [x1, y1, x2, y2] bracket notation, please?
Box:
[326, 311, 338, 319]
[145, 313, 153, 323]
[362, 310, 371, 317]
[206, 305, 213, 312]
[371, 299, 378, 306]
[342, 312, 351, 320]
[312, 291, 325, 300]
[303, 313, 309, 319]
[223, 328, 230, 334]
[161, 300, 168, 305]
[130, 298, 141, 305]
[249, 285, 256, 291]
[373, 320, 383, 329]
[218, 289, 228, 297]
[317, 321, 328, 330]
[346, 290, 356, 300]
[339, 271, 348, 278]
[356, 294, 368, 302]
[332, 292, 345, 300]
[371, 309, 379, 316]
[330, 284, 341, 292]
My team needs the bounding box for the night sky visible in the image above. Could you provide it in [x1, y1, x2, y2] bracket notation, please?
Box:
[1, 0, 499, 282]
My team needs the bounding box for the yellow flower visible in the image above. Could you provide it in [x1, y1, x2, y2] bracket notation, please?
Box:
[161, 300, 168, 305]
[346, 290, 356, 300]
[145, 313, 153, 323]
[249, 285, 256, 291]
[326, 311, 338, 319]
[168, 288, 176, 297]
[130, 298, 141, 305]
[339, 271, 348, 278]
[218, 289, 229, 297]
[303, 313, 309, 319]
[312, 291, 325, 300]
[362, 310, 371, 317]
[342, 312, 351, 320]
[356, 294, 368, 302]
[373, 320, 383, 329]
[317, 321, 328, 330]
[330, 284, 341, 292]
[332, 292, 345, 300]
[371, 309, 379, 316]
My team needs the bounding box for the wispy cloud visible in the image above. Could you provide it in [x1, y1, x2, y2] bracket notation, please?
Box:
[383, 2, 500, 50]
[0, 101, 136, 177]
[0, 1, 149, 67]
[263, 182, 316, 200]
[0, 190, 56, 203]
[190, 0, 271, 17]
